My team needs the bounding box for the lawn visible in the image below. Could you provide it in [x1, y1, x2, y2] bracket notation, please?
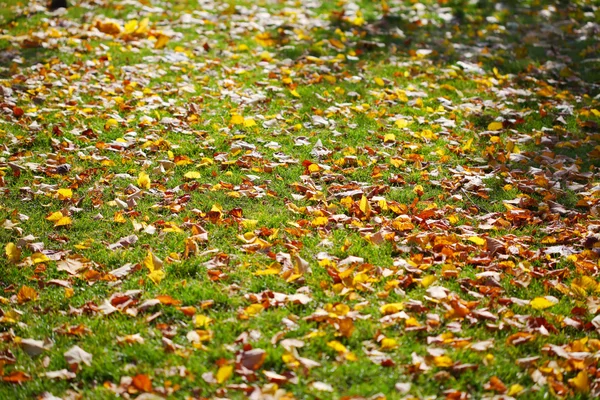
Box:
[1, 0, 599, 398]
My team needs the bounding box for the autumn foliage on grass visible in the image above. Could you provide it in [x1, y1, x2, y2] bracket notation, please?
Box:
[1, 0, 600, 399]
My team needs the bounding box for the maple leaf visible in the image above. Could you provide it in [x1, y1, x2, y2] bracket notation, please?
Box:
[17, 285, 38, 303]
[57, 255, 89, 275]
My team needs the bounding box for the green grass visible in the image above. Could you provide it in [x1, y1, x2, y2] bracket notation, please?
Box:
[1, 0, 600, 399]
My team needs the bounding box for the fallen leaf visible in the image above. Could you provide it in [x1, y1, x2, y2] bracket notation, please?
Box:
[17, 285, 38, 303]
[5, 242, 21, 263]
[2, 371, 31, 384]
[530, 296, 558, 310]
[132, 374, 153, 392]
[216, 364, 233, 384]
[488, 121, 503, 131]
[137, 171, 151, 189]
[64, 345, 92, 367]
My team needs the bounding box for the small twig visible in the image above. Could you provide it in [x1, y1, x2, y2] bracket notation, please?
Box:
[461, 188, 492, 214]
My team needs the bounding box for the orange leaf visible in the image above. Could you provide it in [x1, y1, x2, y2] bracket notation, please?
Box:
[132, 374, 152, 392]
[156, 295, 181, 306]
[17, 285, 38, 304]
[2, 371, 31, 384]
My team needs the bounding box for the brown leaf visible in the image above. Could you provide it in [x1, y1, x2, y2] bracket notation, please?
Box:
[239, 348, 266, 371]
[17, 285, 38, 303]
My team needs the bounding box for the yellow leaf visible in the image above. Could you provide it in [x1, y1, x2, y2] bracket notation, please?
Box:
[374, 77, 385, 87]
[56, 188, 72, 200]
[245, 304, 264, 316]
[329, 38, 345, 49]
[570, 276, 597, 297]
[31, 253, 50, 264]
[243, 118, 256, 128]
[413, 184, 424, 196]
[259, 51, 273, 61]
[194, 314, 213, 328]
[5, 243, 21, 263]
[468, 236, 486, 246]
[148, 269, 165, 285]
[507, 384, 524, 396]
[46, 211, 64, 222]
[230, 115, 244, 125]
[569, 371, 589, 393]
[383, 133, 396, 143]
[390, 157, 403, 168]
[254, 263, 281, 276]
[137, 171, 151, 189]
[184, 171, 201, 180]
[135, 17, 149, 34]
[462, 138, 473, 152]
[154, 34, 169, 49]
[327, 341, 347, 353]
[290, 89, 301, 98]
[530, 296, 557, 310]
[488, 121, 503, 131]
[143, 250, 163, 273]
[124, 20, 138, 34]
[380, 303, 404, 315]
[433, 355, 453, 367]
[198, 157, 214, 167]
[74, 239, 94, 250]
[421, 275, 437, 288]
[359, 195, 371, 218]
[104, 118, 118, 129]
[241, 219, 258, 229]
[54, 216, 72, 227]
[216, 365, 233, 384]
[381, 338, 398, 350]
[394, 119, 410, 128]
[113, 212, 126, 224]
[311, 216, 329, 227]
[419, 129, 437, 141]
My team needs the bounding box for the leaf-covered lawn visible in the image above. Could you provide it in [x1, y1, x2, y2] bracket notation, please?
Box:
[1, 0, 600, 398]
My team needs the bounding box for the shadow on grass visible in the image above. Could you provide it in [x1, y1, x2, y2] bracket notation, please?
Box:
[274, 0, 599, 94]
[268, 0, 599, 208]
